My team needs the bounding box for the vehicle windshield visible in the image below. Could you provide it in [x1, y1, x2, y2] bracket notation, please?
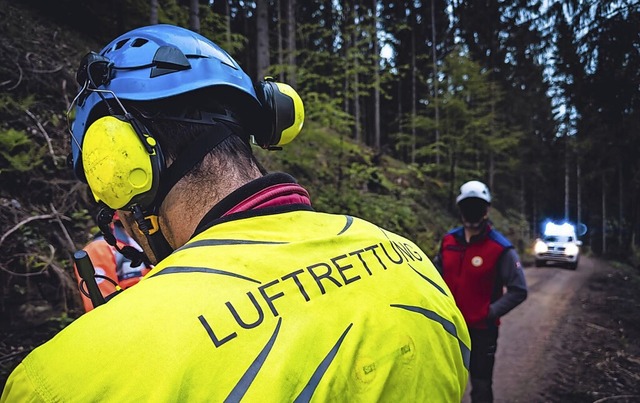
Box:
[543, 235, 574, 243]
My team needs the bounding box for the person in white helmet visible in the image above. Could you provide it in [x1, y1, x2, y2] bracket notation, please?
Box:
[433, 180, 528, 403]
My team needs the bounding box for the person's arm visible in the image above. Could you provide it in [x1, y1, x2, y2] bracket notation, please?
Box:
[432, 244, 444, 275]
[487, 248, 527, 320]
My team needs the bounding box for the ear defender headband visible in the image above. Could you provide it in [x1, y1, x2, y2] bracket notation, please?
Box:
[254, 77, 305, 149]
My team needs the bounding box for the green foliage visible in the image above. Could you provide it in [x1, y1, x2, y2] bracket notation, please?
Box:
[301, 92, 355, 137]
[46, 312, 75, 331]
[257, 120, 483, 257]
[0, 94, 37, 115]
[157, 0, 188, 25]
[199, 12, 247, 56]
[0, 129, 44, 174]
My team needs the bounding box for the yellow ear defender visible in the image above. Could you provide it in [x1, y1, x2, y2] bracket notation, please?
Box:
[254, 78, 305, 148]
[82, 115, 163, 210]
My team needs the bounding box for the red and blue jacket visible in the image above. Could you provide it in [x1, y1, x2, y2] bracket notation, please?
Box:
[435, 224, 527, 330]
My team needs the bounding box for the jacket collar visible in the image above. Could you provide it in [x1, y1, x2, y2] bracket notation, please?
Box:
[453, 222, 492, 245]
[191, 172, 312, 238]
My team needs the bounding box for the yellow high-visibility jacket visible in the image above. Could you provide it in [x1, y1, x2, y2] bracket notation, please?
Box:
[2, 210, 469, 402]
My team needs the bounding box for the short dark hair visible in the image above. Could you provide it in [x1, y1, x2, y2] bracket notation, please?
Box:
[130, 88, 265, 179]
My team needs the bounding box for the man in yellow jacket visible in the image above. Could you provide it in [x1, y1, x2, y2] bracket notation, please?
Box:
[2, 24, 469, 402]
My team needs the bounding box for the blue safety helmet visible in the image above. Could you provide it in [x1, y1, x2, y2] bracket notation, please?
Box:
[70, 24, 261, 180]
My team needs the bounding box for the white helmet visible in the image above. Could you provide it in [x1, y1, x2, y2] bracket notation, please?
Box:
[456, 180, 492, 204]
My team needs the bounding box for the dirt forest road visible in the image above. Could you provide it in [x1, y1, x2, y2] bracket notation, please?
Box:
[462, 255, 600, 403]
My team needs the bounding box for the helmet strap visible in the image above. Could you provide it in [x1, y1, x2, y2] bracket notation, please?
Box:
[149, 123, 236, 216]
[96, 206, 152, 267]
[130, 205, 173, 262]
[128, 123, 235, 262]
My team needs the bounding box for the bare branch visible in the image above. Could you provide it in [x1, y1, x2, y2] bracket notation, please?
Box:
[25, 109, 55, 160]
[35, 244, 57, 273]
[47, 257, 77, 292]
[24, 65, 64, 74]
[49, 203, 76, 252]
[5, 60, 23, 91]
[0, 349, 30, 364]
[0, 213, 56, 248]
[62, 79, 70, 111]
[592, 396, 640, 403]
[0, 258, 48, 277]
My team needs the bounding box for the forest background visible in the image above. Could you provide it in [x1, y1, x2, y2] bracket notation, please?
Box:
[0, 0, 639, 386]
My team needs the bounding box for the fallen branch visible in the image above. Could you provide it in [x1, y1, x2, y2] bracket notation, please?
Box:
[50, 203, 76, 252]
[586, 322, 615, 333]
[0, 349, 31, 364]
[0, 213, 55, 248]
[592, 395, 640, 403]
[0, 257, 48, 277]
[35, 244, 56, 273]
[5, 60, 23, 91]
[24, 65, 64, 74]
[25, 109, 55, 161]
[62, 79, 70, 111]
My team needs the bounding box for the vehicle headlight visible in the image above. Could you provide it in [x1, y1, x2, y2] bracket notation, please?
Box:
[564, 243, 579, 256]
[534, 240, 548, 254]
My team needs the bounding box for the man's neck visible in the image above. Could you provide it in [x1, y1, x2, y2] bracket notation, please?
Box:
[463, 227, 482, 243]
[160, 169, 262, 249]
[462, 221, 490, 243]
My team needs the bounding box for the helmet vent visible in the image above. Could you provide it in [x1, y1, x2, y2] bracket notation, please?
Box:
[114, 39, 128, 50]
[131, 38, 148, 48]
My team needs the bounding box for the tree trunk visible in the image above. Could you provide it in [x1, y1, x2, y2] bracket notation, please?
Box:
[431, 0, 440, 166]
[353, 17, 361, 144]
[577, 160, 581, 233]
[277, 0, 284, 81]
[489, 152, 495, 191]
[243, 6, 251, 72]
[520, 174, 527, 239]
[449, 149, 457, 212]
[372, 0, 381, 151]
[618, 160, 623, 248]
[410, 3, 416, 163]
[256, 0, 269, 80]
[224, 0, 231, 47]
[150, 0, 158, 25]
[532, 191, 538, 237]
[286, 0, 297, 88]
[189, 0, 200, 33]
[565, 143, 570, 220]
[488, 91, 495, 190]
[398, 75, 403, 159]
[602, 173, 607, 254]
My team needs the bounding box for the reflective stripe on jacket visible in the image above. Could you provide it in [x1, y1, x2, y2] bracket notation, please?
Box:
[2, 210, 469, 402]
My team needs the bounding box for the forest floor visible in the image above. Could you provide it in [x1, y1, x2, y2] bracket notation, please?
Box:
[540, 258, 640, 402]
